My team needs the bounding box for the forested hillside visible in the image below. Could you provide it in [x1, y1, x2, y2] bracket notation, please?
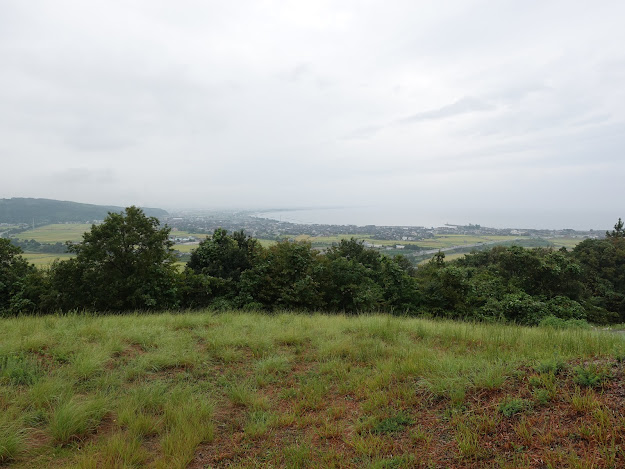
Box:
[0, 198, 167, 224]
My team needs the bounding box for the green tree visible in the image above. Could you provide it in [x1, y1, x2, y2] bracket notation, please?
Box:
[50, 206, 179, 312]
[606, 217, 625, 239]
[184, 228, 262, 304]
[572, 237, 625, 322]
[187, 228, 260, 282]
[238, 240, 323, 310]
[0, 239, 45, 316]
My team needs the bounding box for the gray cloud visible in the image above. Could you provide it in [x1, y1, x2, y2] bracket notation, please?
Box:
[398, 97, 494, 124]
[55, 168, 117, 184]
[1, 0, 625, 229]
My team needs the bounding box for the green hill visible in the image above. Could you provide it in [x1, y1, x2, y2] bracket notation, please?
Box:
[0, 198, 168, 224]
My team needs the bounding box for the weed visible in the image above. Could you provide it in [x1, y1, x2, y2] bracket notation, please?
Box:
[455, 422, 483, 459]
[514, 416, 534, 446]
[372, 412, 413, 434]
[296, 377, 327, 411]
[0, 353, 40, 385]
[244, 410, 274, 438]
[532, 388, 551, 406]
[536, 357, 567, 375]
[350, 433, 390, 458]
[282, 442, 312, 468]
[498, 398, 530, 417]
[410, 425, 433, 447]
[255, 355, 291, 375]
[573, 365, 607, 388]
[316, 420, 344, 439]
[369, 455, 415, 468]
[227, 381, 262, 408]
[570, 387, 600, 413]
[471, 413, 499, 434]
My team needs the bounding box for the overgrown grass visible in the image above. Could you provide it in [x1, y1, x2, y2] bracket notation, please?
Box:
[0, 311, 624, 467]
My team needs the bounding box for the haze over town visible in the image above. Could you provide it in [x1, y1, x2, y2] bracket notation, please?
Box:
[2, 1, 624, 230]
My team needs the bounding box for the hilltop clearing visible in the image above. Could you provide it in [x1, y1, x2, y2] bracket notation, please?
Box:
[1, 311, 624, 468]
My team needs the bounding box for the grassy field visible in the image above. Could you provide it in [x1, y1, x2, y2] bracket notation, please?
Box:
[294, 234, 529, 250]
[549, 237, 586, 249]
[1, 311, 624, 468]
[22, 253, 75, 267]
[172, 244, 200, 254]
[169, 231, 208, 240]
[14, 224, 92, 243]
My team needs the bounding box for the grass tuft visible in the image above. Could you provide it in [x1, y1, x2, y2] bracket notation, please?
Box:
[0, 424, 24, 463]
[49, 397, 108, 444]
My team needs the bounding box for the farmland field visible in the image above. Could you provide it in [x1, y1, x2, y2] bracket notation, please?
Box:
[169, 230, 208, 240]
[14, 224, 92, 243]
[1, 311, 624, 468]
[22, 253, 75, 267]
[294, 234, 530, 250]
[549, 237, 586, 249]
[171, 244, 200, 254]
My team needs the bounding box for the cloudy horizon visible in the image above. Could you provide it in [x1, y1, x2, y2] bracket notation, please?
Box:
[2, 1, 624, 229]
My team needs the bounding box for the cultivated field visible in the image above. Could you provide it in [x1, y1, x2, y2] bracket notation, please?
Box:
[549, 237, 587, 250]
[14, 224, 92, 243]
[21, 253, 75, 267]
[1, 312, 624, 468]
[295, 234, 531, 249]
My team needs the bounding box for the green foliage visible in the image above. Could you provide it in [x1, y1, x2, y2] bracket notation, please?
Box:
[187, 228, 260, 283]
[539, 315, 590, 329]
[572, 236, 625, 322]
[0, 423, 23, 463]
[49, 397, 107, 444]
[606, 218, 624, 239]
[498, 397, 529, 417]
[0, 353, 40, 385]
[49, 206, 179, 312]
[3, 214, 625, 325]
[0, 239, 45, 316]
[371, 412, 413, 434]
[536, 357, 567, 374]
[573, 365, 607, 388]
[239, 240, 324, 310]
[532, 388, 551, 406]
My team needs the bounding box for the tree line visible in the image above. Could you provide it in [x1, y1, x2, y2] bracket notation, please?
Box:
[2, 207, 624, 325]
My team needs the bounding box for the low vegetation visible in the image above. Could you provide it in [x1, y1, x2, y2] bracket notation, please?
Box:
[0, 311, 624, 467]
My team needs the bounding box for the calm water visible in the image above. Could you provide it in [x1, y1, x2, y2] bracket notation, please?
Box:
[254, 206, 613, 231]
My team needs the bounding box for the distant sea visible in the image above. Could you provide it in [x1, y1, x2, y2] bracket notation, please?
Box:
[254, 207, 612, 231]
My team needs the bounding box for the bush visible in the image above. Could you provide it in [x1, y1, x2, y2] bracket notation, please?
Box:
[497, 293, 548, 325]
[539, 315, 590, 329]
[545, 296, 586, 321]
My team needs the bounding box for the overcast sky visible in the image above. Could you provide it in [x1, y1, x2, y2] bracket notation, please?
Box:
[1, 1, 624, 229]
